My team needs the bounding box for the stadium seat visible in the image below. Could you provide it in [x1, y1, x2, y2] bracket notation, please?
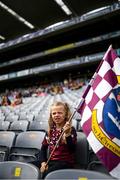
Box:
[34, 114, 42, 121]
[9, 120, 29, 134]
[5, 114, 19, 122]
[0, 161, 40, 179]
[87, 160, 110, 174]
[75, 132, 89, 169]
[0, 131, 15, 161]
[0, 121, 10, 131]
[0, 115, 5, 121]
[28, 121, 48, 132]
[9, 131, 45, 164]
[44, 169, 114, 180]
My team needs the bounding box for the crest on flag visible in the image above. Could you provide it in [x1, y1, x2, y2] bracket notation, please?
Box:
[103, 87, 120, 139]
[78, 46, 120, 178]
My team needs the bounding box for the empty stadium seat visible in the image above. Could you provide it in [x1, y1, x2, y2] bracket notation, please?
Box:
[0, 115, 5, 121]
[0, 121, 10, 131]
[9, 131, 45, 164]
[0, 131, 15, 161]
[5, 114, 19, 122]
[75, 132, 89, 169]
[9, 120, 29, 134]
[87, 160, 110, 174]
[0, 161, 40, 179]
[44, 169, 114, 180]
[28, 121, 48, 132]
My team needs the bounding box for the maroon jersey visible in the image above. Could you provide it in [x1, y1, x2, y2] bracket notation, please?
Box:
[41, 126, 77, 165]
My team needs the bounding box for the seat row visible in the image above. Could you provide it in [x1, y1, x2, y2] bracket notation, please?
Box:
[0, 118, 82, 132]
[0, 131, 89, 168]
[0, 130, 109, 176]
[0, 120, 48, 132]
[0, 161, 113, 179]
[0, 131, 45, 162]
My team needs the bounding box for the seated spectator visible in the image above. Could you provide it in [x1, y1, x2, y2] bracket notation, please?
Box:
[40, 101, 77, 178]
[11, 92, 22, 106]
[1, 95, 11, 106]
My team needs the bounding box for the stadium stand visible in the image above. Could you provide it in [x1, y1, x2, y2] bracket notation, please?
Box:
[0, 1, 119, 179]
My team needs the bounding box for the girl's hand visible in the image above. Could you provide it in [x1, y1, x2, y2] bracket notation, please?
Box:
[40, 162, 48, 173]
[63, 122, 71, 137]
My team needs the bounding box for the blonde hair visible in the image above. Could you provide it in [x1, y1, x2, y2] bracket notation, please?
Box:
[48, 101, 71, 133]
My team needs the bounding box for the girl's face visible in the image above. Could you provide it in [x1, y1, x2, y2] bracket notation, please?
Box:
[51, 105, 66, 126]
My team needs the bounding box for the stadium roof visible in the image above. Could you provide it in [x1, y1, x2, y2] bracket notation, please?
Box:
[0, 0, 118, 42]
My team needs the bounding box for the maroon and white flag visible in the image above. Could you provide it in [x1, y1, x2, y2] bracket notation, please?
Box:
[78, 46, 120, 178]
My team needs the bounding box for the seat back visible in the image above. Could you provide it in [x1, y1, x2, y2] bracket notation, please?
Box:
[0, 131, 15, 148]
[0, 161, 40, 179]
[0, 131, 15, 161]
[15, 131, 45, 149]
[45, 169, 114, 180]
[75, 132, 89, 169]
[9, 131, 45, 163]
[0, 121, 10, 131]
[88, 161, 110, 174]
[5, 115, 19, 122]
[28, 121, 48, 132]
[9, 120, 29, 133]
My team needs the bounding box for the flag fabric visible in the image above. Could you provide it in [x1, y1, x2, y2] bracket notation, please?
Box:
[78, 46, 120, 178]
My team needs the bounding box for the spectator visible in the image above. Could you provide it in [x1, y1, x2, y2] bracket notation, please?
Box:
[1, 95, 11, 106]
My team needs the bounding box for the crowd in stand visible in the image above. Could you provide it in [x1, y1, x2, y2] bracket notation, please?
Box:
[0, 77, 87, 107]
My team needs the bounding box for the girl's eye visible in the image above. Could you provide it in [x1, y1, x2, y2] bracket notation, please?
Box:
[52, 112, 63, 115]
[52, 113, 56, 115]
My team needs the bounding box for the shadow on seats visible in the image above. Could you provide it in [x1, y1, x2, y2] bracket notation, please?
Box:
[44, 169, 114, 180]
[0, 161, 40, 179]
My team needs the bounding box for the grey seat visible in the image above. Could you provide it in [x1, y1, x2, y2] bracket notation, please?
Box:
[0, 121, 10, 131]
[5, 114, 19, 122]
[9, 120, 29, 134]
[87, 160, 110, 174]
[45, 169, 114, 180]
[0, 161, 40, 179]
[75, 132, 89, 169]
[28, 121, 48, 132]
[0, 131, 15, 161]
[9, 131, 45, 163]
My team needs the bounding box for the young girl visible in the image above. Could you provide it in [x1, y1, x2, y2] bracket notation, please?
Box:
[40, 101, 77, 178]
